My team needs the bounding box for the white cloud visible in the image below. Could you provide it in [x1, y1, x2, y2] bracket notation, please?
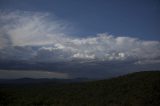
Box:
[0, 10, 160, 64]
[0, 10, 69, 46]
[0, 70, 69, 79]
[73, 53, 95, 59]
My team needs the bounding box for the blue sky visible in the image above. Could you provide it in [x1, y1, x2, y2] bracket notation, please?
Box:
[0, 0, 160, 79]
[0, 0, 159, 40]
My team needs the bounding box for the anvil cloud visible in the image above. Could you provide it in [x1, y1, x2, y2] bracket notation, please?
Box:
[0, 11, 160, 64]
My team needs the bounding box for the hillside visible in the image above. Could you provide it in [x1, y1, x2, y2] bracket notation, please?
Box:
[0, 71, 160, 106]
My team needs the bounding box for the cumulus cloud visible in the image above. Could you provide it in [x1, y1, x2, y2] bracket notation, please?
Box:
[0, 10, 160, 64]
[0, 70, 69, 79]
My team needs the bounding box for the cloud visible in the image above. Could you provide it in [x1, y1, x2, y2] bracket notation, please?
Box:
[0, 70, 69, 79]
[0, 10, 160, 64]
[0, 10, 70, 47]
[66, 34, 160, 63]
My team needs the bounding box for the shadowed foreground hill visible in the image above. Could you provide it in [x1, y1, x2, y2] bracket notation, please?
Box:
[0, 71, 160, 106]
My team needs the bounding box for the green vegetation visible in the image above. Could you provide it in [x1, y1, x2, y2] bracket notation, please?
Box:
[0, 71, 160, 106]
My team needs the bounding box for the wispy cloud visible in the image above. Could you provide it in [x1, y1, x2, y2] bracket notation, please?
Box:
[0, 10, 160, 64]
[0, 10, 69, 47]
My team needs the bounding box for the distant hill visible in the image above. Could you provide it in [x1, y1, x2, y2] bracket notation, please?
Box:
[0, 71, 160, 106]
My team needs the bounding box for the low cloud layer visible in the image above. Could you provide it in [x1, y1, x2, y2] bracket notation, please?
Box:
[0, 10, 160, 64]
[0, 70, 69, 79]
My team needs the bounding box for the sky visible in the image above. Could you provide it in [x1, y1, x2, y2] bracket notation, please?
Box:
[0, 0, 160, 79]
